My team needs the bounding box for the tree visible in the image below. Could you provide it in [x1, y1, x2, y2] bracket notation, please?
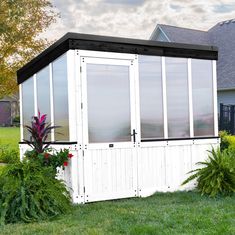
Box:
[0, 0, 59, 99]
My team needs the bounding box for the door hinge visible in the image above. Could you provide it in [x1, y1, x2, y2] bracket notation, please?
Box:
[83, 186, 85, 193]
[81, 103, 83, 109]
[82, 150, 84, 156]
[80, 66, 82, 73]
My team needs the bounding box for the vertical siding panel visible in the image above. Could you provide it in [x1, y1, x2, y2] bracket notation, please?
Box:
[80, 140, 218, 202]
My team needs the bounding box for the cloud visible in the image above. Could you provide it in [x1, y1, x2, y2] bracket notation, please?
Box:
[213, 3, 235, 13]
[105, 0, 145, 5]
[170, 4, 182, 11]
[43, 0, 235, 41]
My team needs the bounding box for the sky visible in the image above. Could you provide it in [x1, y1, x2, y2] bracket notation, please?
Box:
[44, 0, 235, 41]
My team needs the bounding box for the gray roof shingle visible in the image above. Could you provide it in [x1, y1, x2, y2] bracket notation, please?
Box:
[153, 20, 235, 90]
[209, 21, 235, 89]
[158, 24, 210, 45]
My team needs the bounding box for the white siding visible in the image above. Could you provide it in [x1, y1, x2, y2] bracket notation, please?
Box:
[138, 139, 219, 197]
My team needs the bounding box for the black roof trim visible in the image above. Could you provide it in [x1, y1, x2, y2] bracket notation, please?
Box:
[17, 32, 218, 84]
[141, 136, 219, 142]
[19, 141, 77, 145]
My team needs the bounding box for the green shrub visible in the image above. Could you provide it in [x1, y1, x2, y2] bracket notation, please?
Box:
[219, 130, 235, 153]
[219, 131, 230, 151]
[182, 148, 235, 197]
[0, 166, 5, 176]
[12, 116, 20, 123]
[0, 145, 19, 164]
[0, 160, 71, 225]
[12, 116, 20, 126]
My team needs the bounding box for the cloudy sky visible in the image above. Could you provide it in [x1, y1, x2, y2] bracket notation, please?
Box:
[44, 0, 235, 41]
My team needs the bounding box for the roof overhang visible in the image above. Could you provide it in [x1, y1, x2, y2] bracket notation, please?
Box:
[17, 32, 218, 84]
[218, 87, 235, 92]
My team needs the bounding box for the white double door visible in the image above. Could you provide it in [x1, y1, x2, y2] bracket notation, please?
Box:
[80, 52, 140, 202]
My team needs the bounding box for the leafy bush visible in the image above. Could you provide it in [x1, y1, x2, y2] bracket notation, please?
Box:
[0, 160, 71, 225]
[219, 130, 235, 153]
[182, 148, 235, 197]
[219, 130, 230, 151]
[12, 116, 20, 123]
[0, 145, 19, 164]
[0, 166, 4, 175]
[12, 116, 20, 126]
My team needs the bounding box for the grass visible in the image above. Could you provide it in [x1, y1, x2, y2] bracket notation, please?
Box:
[0, 191, 234, 235]
[0, 127, 20, 149]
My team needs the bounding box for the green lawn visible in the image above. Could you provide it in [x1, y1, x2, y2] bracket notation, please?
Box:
[0, 127, 20, 149]
[0, 192, 234, 235]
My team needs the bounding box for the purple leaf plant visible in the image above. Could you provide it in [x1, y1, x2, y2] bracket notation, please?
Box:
[24, 111, 59, 153]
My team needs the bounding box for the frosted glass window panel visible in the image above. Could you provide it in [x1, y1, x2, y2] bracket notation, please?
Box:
[87, 64, 131, 143]
[192, 59, 214, 136]
[22, 77, 34, 140]
[139, 55, 164, 139]
[166, 57, 190, 138]
[37, 66, 51, 140]
[52, 54, 69, 141]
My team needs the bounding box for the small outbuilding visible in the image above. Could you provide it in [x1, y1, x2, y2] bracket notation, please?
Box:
[0, 96, 19, 126]
[18, 33, 219, 203]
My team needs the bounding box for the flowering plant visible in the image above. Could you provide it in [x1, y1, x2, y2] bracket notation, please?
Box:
[24, 111, 73, 173]
[40, 148, 73, 170]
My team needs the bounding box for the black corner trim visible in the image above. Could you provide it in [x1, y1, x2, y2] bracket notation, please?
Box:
[19, 141, 77, 145]
[141, 136, 219, 142]
[17, 32, 218, 84]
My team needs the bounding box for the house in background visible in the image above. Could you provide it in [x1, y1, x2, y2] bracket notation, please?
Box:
[0, 96, 19, 126]
[150, 19, 235, 110]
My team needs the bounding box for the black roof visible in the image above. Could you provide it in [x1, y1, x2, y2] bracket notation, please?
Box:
[17, 32, 218, 84]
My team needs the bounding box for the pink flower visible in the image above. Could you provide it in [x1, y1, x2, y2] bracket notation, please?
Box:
[68, 153, 73, 158]
[63, 161, 68, 167]
[44, 153, 50, 159]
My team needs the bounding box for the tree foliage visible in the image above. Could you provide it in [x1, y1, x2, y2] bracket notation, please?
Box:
[0, 0, 59, 98]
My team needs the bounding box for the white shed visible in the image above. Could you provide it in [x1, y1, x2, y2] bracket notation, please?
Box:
[17, 33, 219, 203]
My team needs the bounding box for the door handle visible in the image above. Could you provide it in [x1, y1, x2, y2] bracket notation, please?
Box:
[131, 129, 137, 143]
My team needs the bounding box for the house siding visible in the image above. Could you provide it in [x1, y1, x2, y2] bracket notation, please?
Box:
[0, 101, 11, 126]
[151, 29, 169, 42]
[153, 31, 168, 41]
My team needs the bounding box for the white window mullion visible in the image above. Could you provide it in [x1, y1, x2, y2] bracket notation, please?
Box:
[213, 60, 218, 136]
[33, 74, 37, 116]
[188, 59, 194, 138]
[49, 63, 55, 141]
[67, 50, 77, 142]
[133, 55, 141, 144]
[81, 58, 89, 146]
[161, 56, 168, 139]
[19, 84, 24, 141]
